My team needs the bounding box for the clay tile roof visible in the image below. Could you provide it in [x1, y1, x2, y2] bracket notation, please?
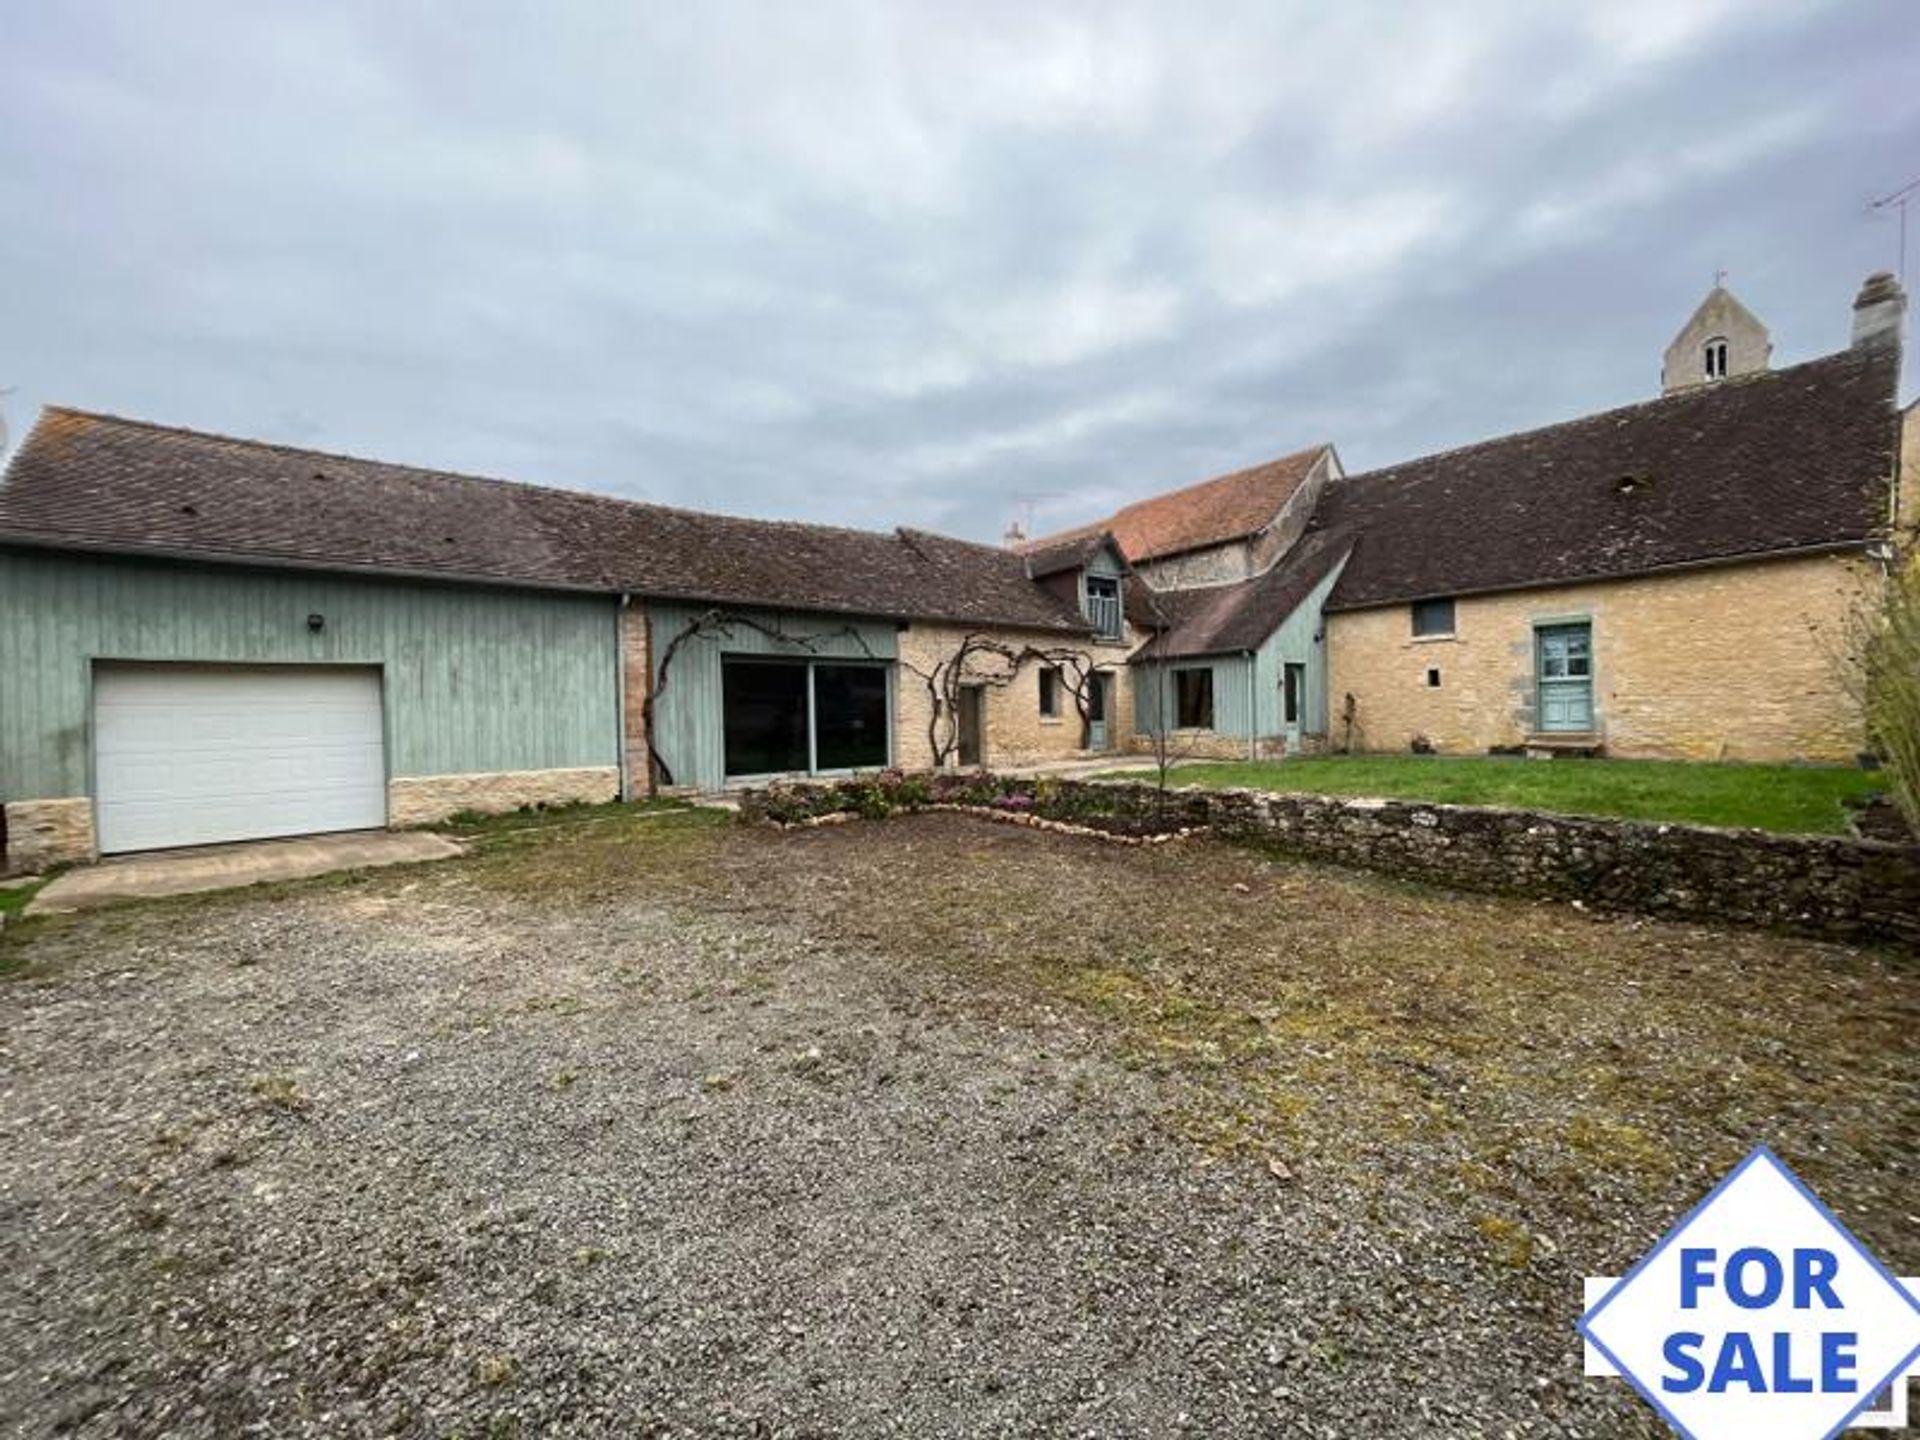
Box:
[1025, 444, 1332, 564]
[1019, 530, 1119, 579]
[1130, 527, 1353, 660]
[1319, 345, 1901, 611]
[0, 409, 1087, 632]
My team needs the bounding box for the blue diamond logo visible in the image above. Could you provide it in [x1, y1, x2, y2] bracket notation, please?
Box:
[1581, 1146, 1920, 1439]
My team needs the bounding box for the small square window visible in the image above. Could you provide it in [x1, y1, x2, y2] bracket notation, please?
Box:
[1175, 668, 1214, 729]
[1411, 597, 1455, 637]
[1426, 667, 1441, 688]
[1038, 667, 1060, 718]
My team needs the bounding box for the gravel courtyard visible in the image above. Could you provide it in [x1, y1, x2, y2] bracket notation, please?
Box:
[2, 807, 1914, 1438]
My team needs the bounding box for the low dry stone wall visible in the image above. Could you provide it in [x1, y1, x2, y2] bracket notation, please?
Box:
[744, 775, 1920, 946]
[1083, 782, 1920, 947]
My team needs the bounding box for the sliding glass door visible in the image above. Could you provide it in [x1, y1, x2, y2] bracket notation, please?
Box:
[813, 664, 889, 770]
[722, 662, 810, 777]
[722, 659, 891, 779]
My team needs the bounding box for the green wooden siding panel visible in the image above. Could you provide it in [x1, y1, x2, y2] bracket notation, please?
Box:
[1133, 654, 1255, 737]
[1132, 555, 1349, 743]
[1252, 554, 1349, 738]
[0, 548, 617, 799]
[648, 602, 898, 791]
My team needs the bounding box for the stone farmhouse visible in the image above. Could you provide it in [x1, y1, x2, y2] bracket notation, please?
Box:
[0, 273, 1909, 872]
[1050, 273, 1911, 764]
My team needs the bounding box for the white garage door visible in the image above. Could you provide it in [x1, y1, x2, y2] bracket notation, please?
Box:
[94, 665, 387, 854]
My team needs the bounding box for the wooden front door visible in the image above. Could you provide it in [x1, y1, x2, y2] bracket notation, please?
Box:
[1536, 623, 1593, 732]
[1087, 672, 1110, 751]
[956, 685, 984, 767]
[1282, 662, 1306, 746]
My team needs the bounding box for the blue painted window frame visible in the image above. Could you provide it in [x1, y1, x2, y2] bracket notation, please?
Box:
[1411, 596, 1456, 638]
[1084, 575, 1123, 640]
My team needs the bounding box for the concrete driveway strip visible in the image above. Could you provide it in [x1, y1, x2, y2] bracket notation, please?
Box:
[26, 830, 462, 914]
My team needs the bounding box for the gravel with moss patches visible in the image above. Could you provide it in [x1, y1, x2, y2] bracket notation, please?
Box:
[1, 811, 1912, 1438]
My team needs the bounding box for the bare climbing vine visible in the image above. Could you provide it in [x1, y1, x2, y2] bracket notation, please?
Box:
[898, 635, 1107, 768]
[643, 608, 1109, 790]
[644, 609, 881, 791]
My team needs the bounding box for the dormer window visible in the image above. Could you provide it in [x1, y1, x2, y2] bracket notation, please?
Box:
[1085, 575, 1122, 639]
[1703, 337, 1729, 380]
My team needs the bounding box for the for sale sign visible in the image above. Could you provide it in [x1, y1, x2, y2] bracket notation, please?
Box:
[1580, 1146, 1920, 1439]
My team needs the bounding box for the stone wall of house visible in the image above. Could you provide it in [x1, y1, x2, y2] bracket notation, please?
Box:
[1246, 452, 1332, 577]
[388, 767, 619, 826]
[1134, 543, 1250, 589]
[896, 622, 1136, 768]
[1325, 553, 1877, 762]
[1, 798, 96, 874]
[621, 599, 652, 799]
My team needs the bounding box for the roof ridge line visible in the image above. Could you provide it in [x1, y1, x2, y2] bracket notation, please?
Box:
[1337, 345, 1873, 486]
[1024, 440, 1333, 552]
[39, 405, 987, 553]
[1111, 441, 1333, 516]
[894, 524, 1015, 558]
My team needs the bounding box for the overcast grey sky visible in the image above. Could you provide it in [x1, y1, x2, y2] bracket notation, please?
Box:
[2, 2, 1915, 543]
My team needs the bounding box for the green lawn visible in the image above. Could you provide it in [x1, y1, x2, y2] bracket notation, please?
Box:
[1103, 755, 1886, 835]
[0, 880, 46, 918]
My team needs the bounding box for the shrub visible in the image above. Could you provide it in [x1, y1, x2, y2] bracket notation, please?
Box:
[1855, 559, 1920, 832]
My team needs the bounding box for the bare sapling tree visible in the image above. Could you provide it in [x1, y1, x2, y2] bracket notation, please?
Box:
[1131, 579, 1196, 818]
[1840, 538, 1920, 835]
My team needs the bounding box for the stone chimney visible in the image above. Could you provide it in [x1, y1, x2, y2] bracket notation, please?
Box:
[1002, 519, 1026, 548]
[1852, 271, 1906, 350]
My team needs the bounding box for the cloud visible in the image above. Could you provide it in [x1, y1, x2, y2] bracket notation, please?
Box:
[1200, 191, 1468, 309]
[0, 0, 1914, 546]
[1513, 108, 1828, 248]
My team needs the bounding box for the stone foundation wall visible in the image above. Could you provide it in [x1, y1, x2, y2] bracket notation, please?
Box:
[1, 797, 96, 874]
[388, 767, 619, 827]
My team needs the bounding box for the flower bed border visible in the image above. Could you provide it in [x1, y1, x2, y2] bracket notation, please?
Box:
[771, 801, 1205, 847]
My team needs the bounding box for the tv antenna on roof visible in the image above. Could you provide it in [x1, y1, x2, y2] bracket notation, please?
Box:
[1870, 176, 1920, 288]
